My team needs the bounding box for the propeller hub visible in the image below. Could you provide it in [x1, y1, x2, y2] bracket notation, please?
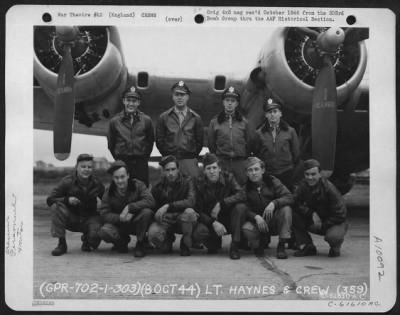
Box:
[302, 39, 339, 69]
[316, 27, 345, 54]
[54, 36, 88, 58]
[55, 26, 80, 42]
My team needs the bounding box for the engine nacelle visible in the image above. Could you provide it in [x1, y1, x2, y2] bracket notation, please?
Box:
[34, 26, 126, 104]
[259, 27, 368, 115]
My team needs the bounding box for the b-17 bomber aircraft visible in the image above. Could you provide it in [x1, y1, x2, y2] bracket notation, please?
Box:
[33, 25, 369, 193]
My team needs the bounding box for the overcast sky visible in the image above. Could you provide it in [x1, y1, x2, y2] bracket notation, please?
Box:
[34, 25, 271, 166]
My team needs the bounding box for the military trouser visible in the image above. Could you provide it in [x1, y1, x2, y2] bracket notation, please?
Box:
[119, 156, 150, 187]
[177, 158, 200, 178]
[272, 169, 295, 192]
[242, 205, 292, 248]
[148, 208, 198, 252]
[292, 211, 348, 249]
[98, 208, 153, 246]
[192, 203, 247, 251]
[51, 202, 102, 248]
[218, 157, 247, 186]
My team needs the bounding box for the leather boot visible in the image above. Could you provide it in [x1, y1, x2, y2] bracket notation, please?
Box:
[134, 241, 145, 258]
[229, 242, 240, 260]
[294, 243, 317, 257]
[276, 241, 288, 259]
[328, 246, 341, 257]
[180, 238, 191, 256]
[51, 237, 67, 256]
[81, 235, 91, 252]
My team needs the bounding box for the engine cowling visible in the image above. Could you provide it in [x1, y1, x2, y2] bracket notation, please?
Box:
[34, 26, 126, 104]
[259, 27, 367, 115]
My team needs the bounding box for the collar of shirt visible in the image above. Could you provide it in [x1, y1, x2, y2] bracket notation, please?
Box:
[174, 106, 188, 117]
[268, 122, 280, 130]
[123, 110, 140, 121]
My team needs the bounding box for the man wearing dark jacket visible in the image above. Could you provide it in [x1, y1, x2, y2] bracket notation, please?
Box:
[208, 86, 254, 185]
[47, 154, 104, 256]
[251, 98, 300, 191]
[192, 153, 247, 260]
[98, 160, 155, 257]
[242, 157, 294, 259]
[147, 155, 198, 256]
[155, 81, 204, 177]
[107, 86, 154, 186]
[293, 159, 348, 257]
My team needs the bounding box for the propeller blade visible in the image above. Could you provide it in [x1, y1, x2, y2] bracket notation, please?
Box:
[295, 27, 319, 40]
[311, 55, 337, 175]
[53, 44, 75, 160]
[344, 28, 369, 44]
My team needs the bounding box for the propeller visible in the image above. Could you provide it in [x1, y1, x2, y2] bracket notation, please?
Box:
[295, 27, 368, 175]
[53, 26, 79, 160]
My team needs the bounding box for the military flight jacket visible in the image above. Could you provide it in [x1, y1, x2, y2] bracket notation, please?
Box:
[46, 173, 105, 217]
[252, 120, 300, 175]
[194, 171, 246, 226]
[294, 177, 347, 229]
[244, 175, 294, 221]
[98, 179, 155, 225]
[151, 174, 196, 213]
[208, 111, 253, 159]
[155, 107, 204, 159]
[107, 110, 154, 159]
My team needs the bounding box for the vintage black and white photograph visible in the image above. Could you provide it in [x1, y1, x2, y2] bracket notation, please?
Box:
[4, 5, 397, 312]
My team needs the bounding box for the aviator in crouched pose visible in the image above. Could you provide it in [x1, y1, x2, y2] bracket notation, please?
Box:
[148, 155, 198, 256]
[242, 157, 294, 259]
[292, 159, 348, 258]
[97, 160, 155, 258]
[47, 154, 104, 256]
[192, 153, 247, 260]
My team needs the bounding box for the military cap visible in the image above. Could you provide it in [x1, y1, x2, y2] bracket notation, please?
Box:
[107, 160, 128, 174]
[123, 86, 141, 100]
[202, 153, 219, 167]
[263, 98, 282, 112]
[171, 81, 191, 95]
[222, 86, 240, 101]
[76, 153, 93, 163]
[303, 159, 321, 171]
[159, 155, 178, 168]
[246, 156, 265, 170]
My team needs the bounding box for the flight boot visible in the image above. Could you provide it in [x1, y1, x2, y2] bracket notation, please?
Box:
[81, 234, 91, 252]
[229, 242, 240, 260]
[294, 243, 317, 257]
[180, 239, 192, 256]
[276, 241, 288, 259]
[134, 241, 145, 258]
[51, 237, 67, 256]
[328, 246, 341, 257]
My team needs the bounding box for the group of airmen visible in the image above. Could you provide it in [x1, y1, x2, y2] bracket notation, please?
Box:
[47, 81, 348, 260]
